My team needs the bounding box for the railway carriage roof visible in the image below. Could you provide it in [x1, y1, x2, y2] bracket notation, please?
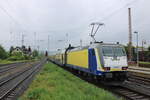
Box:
[68, 43, 123, 52]
[50, 42, 124, 56]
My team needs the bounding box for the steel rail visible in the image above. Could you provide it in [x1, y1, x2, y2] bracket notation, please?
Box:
[127, 75, 150, 86]
[0, 62, 39, 86]
[0, 59, 46, 100]
[0, 62, 35, 76]
[112, 86, 150, 100]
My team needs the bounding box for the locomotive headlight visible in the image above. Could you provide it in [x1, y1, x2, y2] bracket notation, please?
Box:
[104, 67, 111, 71]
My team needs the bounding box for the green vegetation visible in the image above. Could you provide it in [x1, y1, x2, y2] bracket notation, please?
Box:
[148, 46, 150, 51]
[0, 59, 30, 65]
[0, 60, 13, 64]
[0, 45, 8, 60]
[7, 51, 26, 61]
[140, 61, 150, 64]
[19, 62, 119, 100]
[139, 61, 150, 68]
[124, 44, 150, 62]
[32, 50, 39, 58]
[0, 45, 41, 64]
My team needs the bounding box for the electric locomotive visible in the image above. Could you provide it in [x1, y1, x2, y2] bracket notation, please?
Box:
[50, 42, 128, 82]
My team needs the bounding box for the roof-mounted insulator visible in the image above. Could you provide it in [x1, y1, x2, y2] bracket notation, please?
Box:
[100, 41, 103, 43]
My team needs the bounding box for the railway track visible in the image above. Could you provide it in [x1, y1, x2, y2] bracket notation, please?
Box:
[116, 72, 150, 100]
[0, 62, 26, 74]
[111, 80, 150, 100]
[0, 62, 26, 67]
[0, 61, 40, 82]
[112, 85, 150, 100]
[0, 59, 46, 100]
[49, 60, 150, 100]
[109, 67, 150, 100]
[127, 74, 150, 86]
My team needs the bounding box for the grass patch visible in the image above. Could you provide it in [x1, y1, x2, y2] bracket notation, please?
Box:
[0, 60, 13, 64]
[139, 61, 150, 68]
[139, 61, 150, 64]
[19, 62, 120, 100]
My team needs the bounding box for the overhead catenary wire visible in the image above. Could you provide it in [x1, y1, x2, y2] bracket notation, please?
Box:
[0, 5, 20, 26]
[68, 0, 142, 44]
[99, 0, 141, 22]
[0, 3, 28, 32]
[0, 0, 141, 33]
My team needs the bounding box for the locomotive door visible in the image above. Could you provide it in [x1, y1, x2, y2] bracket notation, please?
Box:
[88, 48, 97, 73]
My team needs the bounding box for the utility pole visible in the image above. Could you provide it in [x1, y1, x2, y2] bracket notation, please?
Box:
[128, 8, 133, 61]
[37, 40, 44, 53]
[10, 31, 13, 46]
[134, 31, 139, 67]
[21, 34, 25, 46]
[142, 40, 144, 61]
[48, 35, 50, 52]
[34, 32, 36, 50]
[80, 39, 82, 48]
[142, 40, 146, 61]
[66, 33, 68, 47]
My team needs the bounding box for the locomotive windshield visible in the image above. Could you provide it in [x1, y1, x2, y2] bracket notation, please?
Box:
[102, 46, 126, 57]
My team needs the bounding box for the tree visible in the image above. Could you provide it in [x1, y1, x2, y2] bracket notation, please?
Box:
[32, 50, 39, 57]
[9, 46, 14, 54]
[148, 46, 150, 51]
[0, 45, 8, 59]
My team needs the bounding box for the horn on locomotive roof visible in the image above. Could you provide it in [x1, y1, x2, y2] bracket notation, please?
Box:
[90, 22, 104, 43]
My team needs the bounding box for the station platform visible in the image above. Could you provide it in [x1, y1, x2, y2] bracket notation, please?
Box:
[128, 66, 150, 78]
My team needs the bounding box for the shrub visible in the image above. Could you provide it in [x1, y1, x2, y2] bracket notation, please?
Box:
[11, 51, 23, 57]
[7, 56, 25, 61]
[24, 54, 33, 60]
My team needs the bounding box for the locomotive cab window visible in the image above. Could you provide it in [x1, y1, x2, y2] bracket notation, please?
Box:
[102, 46, 126, 57]
[113, 47, 126, 56]
[102, 46, 113, 57]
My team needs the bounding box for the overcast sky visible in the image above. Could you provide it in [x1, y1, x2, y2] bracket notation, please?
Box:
[0, 0, 149, 51]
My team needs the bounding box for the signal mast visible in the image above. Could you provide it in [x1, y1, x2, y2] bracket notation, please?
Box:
[90, 22, 104, 43]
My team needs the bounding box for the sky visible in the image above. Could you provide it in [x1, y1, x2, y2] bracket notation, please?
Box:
[0, 0, 149, 52]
